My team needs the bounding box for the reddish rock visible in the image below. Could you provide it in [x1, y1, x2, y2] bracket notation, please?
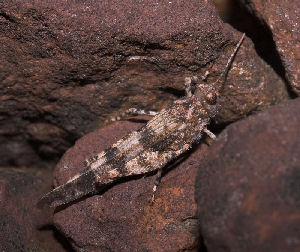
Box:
[0, 0, 288, 167]
[52, 121, 210, 251]
[0, 168, 66, 251]
[237, 0, 300, 95]
[196, 98, 300, 252]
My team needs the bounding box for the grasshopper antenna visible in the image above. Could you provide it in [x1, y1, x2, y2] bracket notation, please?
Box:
[215, 33, 246, 92]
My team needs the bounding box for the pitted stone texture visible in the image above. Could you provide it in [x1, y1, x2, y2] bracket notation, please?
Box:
[0, 0, 288, 167]
[196, 98, 300, 252]
[0, 168, 65, 251]
[52, 121, 208, 251]
[238, 0, 300, 95]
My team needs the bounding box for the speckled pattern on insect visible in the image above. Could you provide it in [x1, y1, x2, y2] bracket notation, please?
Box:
[39, 34, 245, 209]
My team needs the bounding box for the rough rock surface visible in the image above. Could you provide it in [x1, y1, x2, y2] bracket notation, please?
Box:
[237, 0, 300, 95]
[196, 98, 300, 252]
[52, 121, 209, 251]
[0, 0, 288, 167]
[0, 168, 66, 251]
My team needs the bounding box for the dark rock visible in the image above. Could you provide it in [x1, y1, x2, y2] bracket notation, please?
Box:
[196, 98, 300, 252]
[0, 168, 66, 251]
[0, 139, 40, 167]
[53, 121, 209, 251]
[237, 0, 300, 95]
[0, 0, 288, 167]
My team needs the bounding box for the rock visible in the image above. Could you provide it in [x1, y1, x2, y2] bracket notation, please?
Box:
[196, 98, 300, 252]
[212, 33, 289, 124]
[52, 121, 209, 251]
[0, 140, 41, 167]
[0, 168, 66, 251]
[0, 0, 288, 167]
[236, 0, 300, 95]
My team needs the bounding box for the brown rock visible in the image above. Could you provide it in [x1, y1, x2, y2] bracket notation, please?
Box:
[236, 0, 300, 95]
[0, 0, 288, 167]
[196, 98, 300, 252]
[52, 121, 210, 251]
[0, 168, 66, 251]
[213, 32, 289, 124]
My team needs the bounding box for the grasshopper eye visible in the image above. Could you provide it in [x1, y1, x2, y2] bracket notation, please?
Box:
[205, 92, 217, 105]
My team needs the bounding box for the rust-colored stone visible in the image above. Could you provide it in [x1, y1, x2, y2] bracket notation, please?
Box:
[0, 0, 288, 167]
[237, 0, 300, 95]
[196, 98, 300, 252]
[0, 168, 66, 251]
[53, 121, 209, 251]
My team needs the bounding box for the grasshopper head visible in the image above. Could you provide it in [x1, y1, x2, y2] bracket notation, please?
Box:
[193, 82, 218, 118]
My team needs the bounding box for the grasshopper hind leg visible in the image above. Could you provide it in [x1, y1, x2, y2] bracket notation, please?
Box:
[108, 108, 158, 122]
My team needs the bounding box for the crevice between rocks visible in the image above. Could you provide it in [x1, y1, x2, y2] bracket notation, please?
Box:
[52, 227, 76, 252]
[214, 0, 295, 97]
[159, 86, 186, 98]
[38, 224, 75, 252]
[0, 11, 17, 23]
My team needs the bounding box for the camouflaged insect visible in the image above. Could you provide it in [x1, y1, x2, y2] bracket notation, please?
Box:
[39, 34, 245, 209]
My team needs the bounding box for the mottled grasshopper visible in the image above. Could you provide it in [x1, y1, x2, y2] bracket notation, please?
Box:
[39, 33, 245, 208]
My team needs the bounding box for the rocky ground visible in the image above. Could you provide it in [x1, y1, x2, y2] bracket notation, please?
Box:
[0, 0, 299, 251]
